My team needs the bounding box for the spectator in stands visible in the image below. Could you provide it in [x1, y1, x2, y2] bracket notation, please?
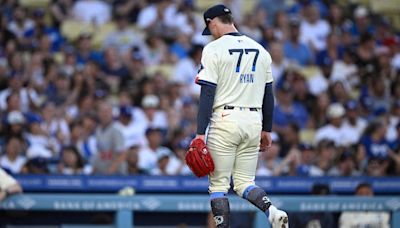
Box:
[300, 3, 330, 52]
[141, 94, 169, 131]
[273, 11, 289, 41]
[314, 140, 336, 174]
[172, 44, 203, 96]
[355, 33, 379, 81]
[23, 8, 64, 52]
[137, 0, 176, 33]
[103, 14, 143, 55]
[350, 6, 374, 40]
[284, 16, 313, 66]
[58, 146, 92, 175]
[341, 100, 367, 145]
[25, 114, 58, 159]
[101, 47, 130, 91]
[330, 48, 358, 93]
[0, 14, 16, 47]
[41, 102, 70, 146]
[72, 0, 111, 25]
[125, 145, 146, 175]
[115, 106, 145, 149]
[74, 114, 98, 162]
[257, 132, 281, 176]
[328, 150, 361, 176]
[327, 4, 344, 34]
[75, 33, 103, 65]
[7, 5, 33, 40]
[0, 137, 26, 174]
[359, 121, 392, 160]
[290, 183, 335, 228]
[138, 127, 168, 173]
[273, 80, 309, 131]
[316, 33, 343, 79]
[295, 143, 323, 176]
[122, 46, 147, 91]
[269, 41, 288, 85]
[339, 182, 389, 228]
[315, 103, 353, 146]
[49, 0, 74, 29]
[151, 148, 176, 175]
[0, 167, 22, 202]
[173, 140, 192, 175]
[92, 102, 126, 174]
[3, 110, 26, 143]
[0, 73, 40, 113]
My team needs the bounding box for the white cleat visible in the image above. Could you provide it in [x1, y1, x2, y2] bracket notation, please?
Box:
[268, 205, 289, 228]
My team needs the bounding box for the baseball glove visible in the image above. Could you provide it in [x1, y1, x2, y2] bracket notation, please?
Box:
[185, 138, 215, 177]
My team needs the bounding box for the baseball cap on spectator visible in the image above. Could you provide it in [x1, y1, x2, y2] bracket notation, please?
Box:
[339, 150, 354, 162]
[119, 106, 132, 118]
[131, 46, 144, 61]
[25, 157, 49, 174]
[7, 111, 25, 125]
[354, 5, 368, 18]
[299, 143, 314, 151]
[142, 95, 159, 108]
[327, 103, 345, 119]
[33, 8, 45, 18]
[202, 4, 232, 35]
[157, 148, 171, 160]
[145, 127, 162, 136]
[345, 100, 358, 110]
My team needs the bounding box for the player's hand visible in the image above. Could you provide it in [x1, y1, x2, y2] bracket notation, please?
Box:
[260, 131, 272, 152]
[193, 134, 205, 143]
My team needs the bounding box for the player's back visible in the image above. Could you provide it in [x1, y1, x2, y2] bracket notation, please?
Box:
[205, 33, 273, 109]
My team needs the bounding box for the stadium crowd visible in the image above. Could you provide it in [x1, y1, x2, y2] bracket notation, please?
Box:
[0, 0, 399, 177]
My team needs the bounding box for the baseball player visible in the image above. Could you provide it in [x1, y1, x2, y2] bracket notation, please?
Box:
[193, 4, 289, 228]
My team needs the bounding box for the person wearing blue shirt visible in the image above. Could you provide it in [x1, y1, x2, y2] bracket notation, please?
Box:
[359, 121, 392, 160]
[23, 8, 64, 52]
[273, 83, 309, 130]
[283, 17, 313, 66]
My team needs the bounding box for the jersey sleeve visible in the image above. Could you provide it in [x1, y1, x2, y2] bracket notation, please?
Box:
[265, 52, 274, 83]
[196, 46, 218, 87]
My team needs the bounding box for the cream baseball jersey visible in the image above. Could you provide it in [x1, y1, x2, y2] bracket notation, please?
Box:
[196, 33, 273, 109]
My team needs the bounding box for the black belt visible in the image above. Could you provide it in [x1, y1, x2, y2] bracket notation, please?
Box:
[224, 106, 258, 112]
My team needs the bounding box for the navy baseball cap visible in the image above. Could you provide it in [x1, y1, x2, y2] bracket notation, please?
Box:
[202, 4, 232, 35]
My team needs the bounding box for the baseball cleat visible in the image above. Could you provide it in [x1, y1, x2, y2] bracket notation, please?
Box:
[268, 205, 289, 228]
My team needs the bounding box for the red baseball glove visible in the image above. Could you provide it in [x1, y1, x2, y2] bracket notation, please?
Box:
[185, 138, 215, 177]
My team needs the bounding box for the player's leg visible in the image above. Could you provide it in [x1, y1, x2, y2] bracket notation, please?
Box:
[206, 111, 240, 227]
[232, 113, 288, 227]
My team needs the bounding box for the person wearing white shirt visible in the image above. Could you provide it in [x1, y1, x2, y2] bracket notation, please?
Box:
[339, 183, 389, 228]
[0, 76, 40, 113]
[341, 100, 367, 145]
[102, 14, 143, 55]
[72, 0, 111, 25]
[115, 106, 147, 149]
[315, 103, 354, 147]
[269, 41, 288, 86]
[300, 4, 331, 52]
[172, 44, 203, 96]
[138, 128, 170, 173]
[141, 95, 168, 130]
[137, 1, 177, 30]
[0, 137, 26, 174]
